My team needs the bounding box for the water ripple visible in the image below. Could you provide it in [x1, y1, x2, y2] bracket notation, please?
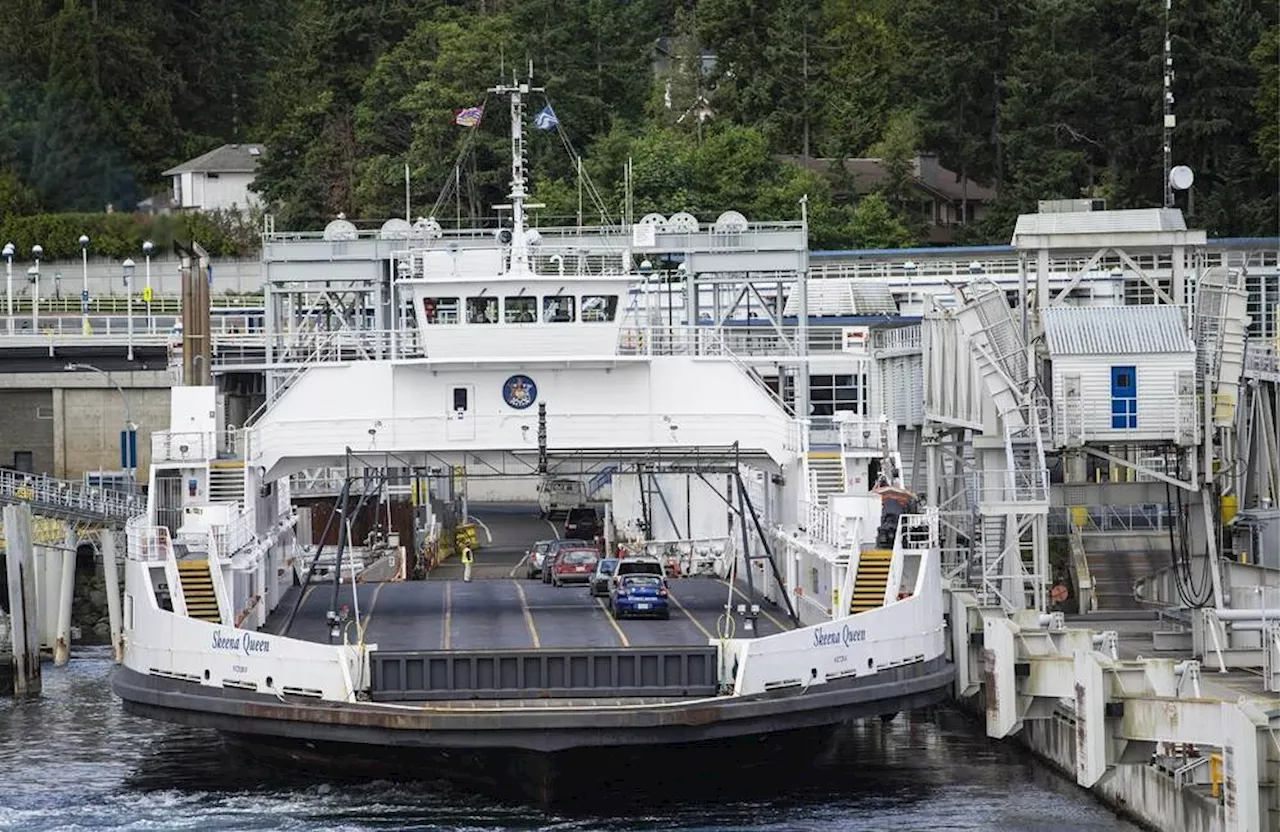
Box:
[0, 650, 1139, 831]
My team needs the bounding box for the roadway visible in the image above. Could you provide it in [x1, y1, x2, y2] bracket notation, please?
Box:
[271, 503, 795, 650]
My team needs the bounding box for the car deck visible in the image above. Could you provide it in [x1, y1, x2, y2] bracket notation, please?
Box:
[266, 575, 794, 650]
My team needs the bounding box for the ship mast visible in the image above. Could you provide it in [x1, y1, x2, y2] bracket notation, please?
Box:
[489, 73, 544, 275]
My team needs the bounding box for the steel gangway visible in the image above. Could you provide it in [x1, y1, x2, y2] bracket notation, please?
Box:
[0, 469, 141, 527]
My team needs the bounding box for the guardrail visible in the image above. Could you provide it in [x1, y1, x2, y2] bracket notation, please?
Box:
[1049, 504, 1173, 534]
[1054, 395, 1199, 447]
[125, 517, 173, 562]
[151, 430, 244, 463]
[970, 469, 1049, 505]
[0, 469, 140, 523]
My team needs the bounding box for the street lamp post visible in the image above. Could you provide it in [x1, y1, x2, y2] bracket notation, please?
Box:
[142, 240, 154, 331]
[30, 244, 43, 332]
[122, 258, 136, 361]
[3, 242, 13, 335]
[79, 234, 90, 334]
[64, 362, 136, 483]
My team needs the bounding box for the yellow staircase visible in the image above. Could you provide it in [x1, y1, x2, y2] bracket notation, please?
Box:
[850, 548, 893, 613]
[177, 560, 222, 623]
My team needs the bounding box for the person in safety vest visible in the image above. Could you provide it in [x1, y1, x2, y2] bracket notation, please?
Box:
[461, 545, 474, 582]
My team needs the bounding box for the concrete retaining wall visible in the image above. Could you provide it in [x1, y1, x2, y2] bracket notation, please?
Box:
[0, 371, 172, 482]
[956, 693, 1221, 832]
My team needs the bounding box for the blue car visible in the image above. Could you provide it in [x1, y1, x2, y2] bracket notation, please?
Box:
[609, 574, 670, 620]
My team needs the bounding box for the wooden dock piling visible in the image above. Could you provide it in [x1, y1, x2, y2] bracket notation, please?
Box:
[3, 505, 41, 696]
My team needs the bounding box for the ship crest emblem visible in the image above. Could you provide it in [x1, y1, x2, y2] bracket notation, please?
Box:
[503, 375, 537, 409]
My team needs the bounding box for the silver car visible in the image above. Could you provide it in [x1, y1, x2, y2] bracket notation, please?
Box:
[525, 539, 556, 579]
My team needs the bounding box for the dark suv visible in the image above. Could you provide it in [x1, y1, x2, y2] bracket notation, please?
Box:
[563, 505, 602, 541]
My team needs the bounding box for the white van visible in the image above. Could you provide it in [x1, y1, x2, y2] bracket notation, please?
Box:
[537, 478, 585, 519]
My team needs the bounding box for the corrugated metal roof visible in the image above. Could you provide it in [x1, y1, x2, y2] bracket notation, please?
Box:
[1012, 208, 1186, 238]
[783, 279, 898, 316]
[1041, 305, 1194, 356]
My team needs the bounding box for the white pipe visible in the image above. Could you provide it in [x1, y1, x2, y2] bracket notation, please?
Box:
[102, 529, 123, 663]
[1216, 608, 1280, 621]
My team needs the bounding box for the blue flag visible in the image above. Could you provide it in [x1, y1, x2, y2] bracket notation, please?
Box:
[533, 104, 559, 131]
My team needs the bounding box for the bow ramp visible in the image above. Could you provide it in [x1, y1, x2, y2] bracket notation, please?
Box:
[245, 356, 798, 480]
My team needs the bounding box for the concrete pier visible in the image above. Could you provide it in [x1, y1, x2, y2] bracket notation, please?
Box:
[54, 525, 75, 666]
[102, 530, 123, 662]
[3, 504, 41, 696]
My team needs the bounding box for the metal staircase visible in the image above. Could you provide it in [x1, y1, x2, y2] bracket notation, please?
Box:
[850, 548, 893, 613]
[208, 462, 246, 504]
[176, 559, 222, 623]
[952, 282, 1051, 612]
[807, 453, 845, 504]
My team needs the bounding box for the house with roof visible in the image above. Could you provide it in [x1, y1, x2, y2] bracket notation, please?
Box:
[162, 143, 264, 213]
[781, 153, 998, 244]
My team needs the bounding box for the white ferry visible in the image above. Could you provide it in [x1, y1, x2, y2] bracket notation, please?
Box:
[112, 78, 953, 801]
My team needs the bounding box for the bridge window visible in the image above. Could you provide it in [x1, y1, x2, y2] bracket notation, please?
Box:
[1110, 366, 1137, 429]
[810, 374, 866, 417]
[466, 297, 497, 324]
[543, 295, 575, 323]
[503, 296, 537, 323]
[581, 295, 618, 322]
[422, 297, 458, 325]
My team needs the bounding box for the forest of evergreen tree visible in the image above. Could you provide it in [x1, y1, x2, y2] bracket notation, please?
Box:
[0, 0, 1275, 255]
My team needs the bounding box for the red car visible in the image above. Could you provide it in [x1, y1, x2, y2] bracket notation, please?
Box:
[551, 547, 598, 587]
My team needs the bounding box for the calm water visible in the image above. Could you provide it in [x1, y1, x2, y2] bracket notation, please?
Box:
[0, 648, 1141, 832]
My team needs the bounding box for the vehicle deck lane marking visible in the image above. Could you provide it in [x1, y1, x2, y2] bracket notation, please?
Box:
[360, 582, 386, 635]
[544, 520, 560, 538]
[596, 597, 630, 647]
[720, 580, 789, 632]
[467, 514, 493, 544]
[667, 591, 714, 641]
[443, 582, 452, 650]
[514, 580, 541, 648]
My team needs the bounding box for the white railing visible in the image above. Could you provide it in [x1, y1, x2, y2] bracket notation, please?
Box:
[1245, 341, 1279, 378]
[896, 512, 937, 551]
[970, 469, 1049, 505]
[151, 430, 244, 463]
[211, 507, 256, 559]
[801, 500, 837, 547]
[0, 469, 140, 521]
[838, 416, 892, 453]
[871, 325, 922, 353]
[1048, 505, 1173, 534]
[1053, 395, 1199, 446]
[125, 517, 173, 563]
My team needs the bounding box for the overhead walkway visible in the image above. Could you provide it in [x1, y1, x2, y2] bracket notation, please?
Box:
[0, 469, 140, 528]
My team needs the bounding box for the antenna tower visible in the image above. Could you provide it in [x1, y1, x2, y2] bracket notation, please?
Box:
[1162, 0, 1174, 208]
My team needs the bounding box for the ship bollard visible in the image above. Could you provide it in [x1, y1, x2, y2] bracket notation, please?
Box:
[3, 504, 41, 695]
[54, 523, 75, 666]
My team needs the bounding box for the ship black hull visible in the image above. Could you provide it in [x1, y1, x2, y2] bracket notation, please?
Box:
[113, 657, 953, 804]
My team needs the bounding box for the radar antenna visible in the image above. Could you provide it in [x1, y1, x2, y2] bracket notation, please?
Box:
[489, 71, 545, 275]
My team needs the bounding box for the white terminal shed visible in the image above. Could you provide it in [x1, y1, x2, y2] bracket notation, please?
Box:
[1043, 304, 1199, 447]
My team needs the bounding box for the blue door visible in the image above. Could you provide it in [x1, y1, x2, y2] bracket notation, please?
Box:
[1110, 366, 1137, 429]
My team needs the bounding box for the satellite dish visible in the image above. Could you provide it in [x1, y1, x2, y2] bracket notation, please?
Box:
[379, 218, 412, 240]
[713, 210, 748, 233]
[1169, 165, 1194, 191]
[667, 211, 699, 233]
[412, 217, 443, 239]
[322, 218, 358, 241]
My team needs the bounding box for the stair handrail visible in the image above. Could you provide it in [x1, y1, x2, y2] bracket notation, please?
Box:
[708, 329, 794, 416]
[245, 330, 340, 428]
